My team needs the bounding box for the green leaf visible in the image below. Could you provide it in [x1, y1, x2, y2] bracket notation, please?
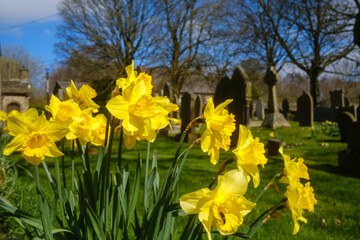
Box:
[86, 201, 106, 239]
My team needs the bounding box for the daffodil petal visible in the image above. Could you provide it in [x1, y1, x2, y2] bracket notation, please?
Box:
[3, 134, 25, 156]
[179, 188, 212, 214]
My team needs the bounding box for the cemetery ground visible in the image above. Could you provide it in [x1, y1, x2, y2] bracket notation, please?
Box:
[1, 121, 359, 239]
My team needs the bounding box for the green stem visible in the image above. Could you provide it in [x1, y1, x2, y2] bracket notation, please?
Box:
[54, 158, 66, 227]
[253, 173, 281, 203]
[117, 126, 123, 170]
[71, 140, 75, 192]
[34, 165, 54, 240]
[246, 198, 287, 235]
[61, 138, 66, 188]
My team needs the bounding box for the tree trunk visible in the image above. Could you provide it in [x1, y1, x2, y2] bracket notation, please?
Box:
[309, 71, 320, 107]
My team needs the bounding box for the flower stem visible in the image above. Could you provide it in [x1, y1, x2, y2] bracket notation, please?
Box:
[208, 158, 235, 189]
[34, 165, 54, 240]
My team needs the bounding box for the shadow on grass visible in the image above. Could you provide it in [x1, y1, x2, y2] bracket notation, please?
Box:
[307, 163, 360, 179]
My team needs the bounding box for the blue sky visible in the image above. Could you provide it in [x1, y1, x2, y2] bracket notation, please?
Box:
[0, 0, 61, 68]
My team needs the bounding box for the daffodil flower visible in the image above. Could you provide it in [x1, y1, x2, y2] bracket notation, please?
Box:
[66, 80, 100, 111]
[0, 111, 7, 121]
[201, 98, 236, 165]
[90, 114, 109, 146]
[68, 110, 100, 145]
[107, 62, 178, 149]
[279, 146, 309, 183]
[284, 180, 317, 234]
[3, 109, 68, 165]
[180, 169, 255, 240]
[233, 125, 267, 188]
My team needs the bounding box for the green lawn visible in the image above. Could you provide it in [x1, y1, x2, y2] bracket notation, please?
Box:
[1, 121, 359, 239]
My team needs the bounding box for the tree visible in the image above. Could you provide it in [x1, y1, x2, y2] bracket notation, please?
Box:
[151, 0, 219, 96]
[261, 0, 356, 106]
[1, 44, 45, 87]
[57, 0, 156, 76]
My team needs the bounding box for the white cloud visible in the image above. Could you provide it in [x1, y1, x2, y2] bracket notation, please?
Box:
[0, 0, 61, 25]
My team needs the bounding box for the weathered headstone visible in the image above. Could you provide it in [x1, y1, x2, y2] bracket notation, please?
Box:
[338, 121, 360, 176]
[261, 67, 290, 129]
[282, 98, 290, 120]
[180, 92, 197, 143]
[267, 139, 282, 156]
[194, 95, 202, 118]
[337, 111, 356, 142]
[255, 98, 265, 120]
[296, 91, 314, 127]
[357, 95, 360, 122]
[330, 89, 345, 109]
[344, 96, 350, 107]
[163, 82, 173, 101]
[214, 75, 231, 106]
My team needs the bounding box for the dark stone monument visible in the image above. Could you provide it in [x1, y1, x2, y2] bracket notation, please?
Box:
[194, 95, 203, 118]
[338, 111, 356, 142]
[267, 139, 282, 156]
[296, 91, 314, 127]
[338, 121, 360, 176]
[357, 95, 360, 122]
[255, 98, 265, 120]
[282, 98, 290, 120]
[261, 66, 290, 129]
[214, 75, 231, 106]
[180, 92, 197, 142]
[330, 89, 345, 109]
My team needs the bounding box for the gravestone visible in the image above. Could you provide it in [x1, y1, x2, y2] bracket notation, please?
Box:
[337, 111, 356, 142]
[261, 66, 290, 129]
[214, 75, 231, 106]
[296, 91, 314, 127]
[267, 139, 282, 156]
[357, 95, 360, 122]
[180, 92, 197, 143]
[344, 97, 350, 107]
[255, 98, 265, 120]
[163, 82, 173, 101]
[282, 98, 290, 120]
[338, 121, 360, 176]
[194, 95, 202, 117]
[330, 89, 345, 109]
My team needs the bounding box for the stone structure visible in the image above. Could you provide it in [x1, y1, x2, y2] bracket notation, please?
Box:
[1, 66, 30, 113]
[337, 111, 356, 142]
[261, 67, 290, 129]
[180, 92, 197, 142]
[282, 98, 290, 120]
[296, 91, 314, 127]
[338, 121, 360, 176]
[213, 75, 231, 107]
[255, 98, 265, 120]
[194, 95, 202, 118]
[267, 139, 282, 156]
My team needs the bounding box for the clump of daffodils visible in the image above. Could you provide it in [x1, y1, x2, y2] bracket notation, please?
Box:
[1, 61, 316, 239]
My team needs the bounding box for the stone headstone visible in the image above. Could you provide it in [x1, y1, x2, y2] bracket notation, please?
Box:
[255, 98, 265, 120]
[338, 121, 360, 176]
[314, 107, 332, 122]
[267, 139, 282, 156]
[214, 75, 231, 106]
[264, 67, 279, 114]
[337, 111, 356, 142]
[261, 67, 290, 129]
[296, 91, 314, 127]
[344, 96, 350, 107]
[194, 95, 202, 117]
[357, 95, 360, 122]
[282, 98, 290, 120]
[330, 89, 345, 109]
[180, 92, 197, 142]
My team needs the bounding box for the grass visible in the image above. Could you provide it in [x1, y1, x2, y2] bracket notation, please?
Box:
[1, 121, 359, 239]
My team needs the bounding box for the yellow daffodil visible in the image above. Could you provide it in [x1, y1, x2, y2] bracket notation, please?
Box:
[45, 95, 81, 140]
[107, 62, 178, 149]
[284, 180, 317, 234]
[232, 125, 267, 188]
[3, 109, 68, 165]
[115, 61, 152, 96]
[180, 169, 255, 240]
[201, 98, 236, 165]
[66, 80, 100, 111]
[68, 110, 100, 145]
[279, 147, 309, 183]
[91, 114, 109, 146]
[269, 132, 275, 138]
[0, 111, 7, 121]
